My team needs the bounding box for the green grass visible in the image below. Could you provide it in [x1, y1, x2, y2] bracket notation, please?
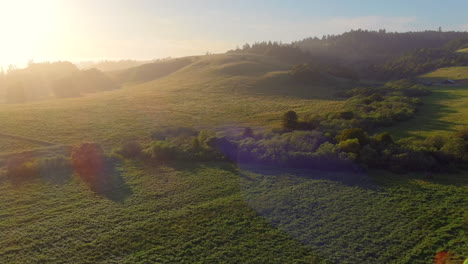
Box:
[0, 161, 466, 263]
[0, 56, 466, 263]
[456, 48, 468, 53]
[0, 162, 328, 264]
[0, 54, 346, 150]
[0, 137, 44, 154]
[421, 66, 468, 81]
[239, 165, 468, 264]
[387, 84, 468, 138]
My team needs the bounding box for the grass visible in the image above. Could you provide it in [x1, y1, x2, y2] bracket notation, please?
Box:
[0, 137, 44, 154]
[239, 165, 467, 264]
[0, 54, 346, 150]
[421, 66, 468, 81]
[0, 161, 466, 263]
[0, 162, 328, 264]
[387, 78, 468, 138]
[0, 57, 466, 263]
[456, 48, 468, 53]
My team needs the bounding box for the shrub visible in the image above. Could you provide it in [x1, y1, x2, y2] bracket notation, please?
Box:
[338, 138, 361, 153]
[6, 157, 39, 182]
[338, 111, 354, 120]
[440, 137, 466, 161]
[145, 141, 180, 161]
[455, 128, 468, 141]
[338, 128, 369, 145]
[116, 140, 142, 159]
[71, 143, 105, 181]
[425, 135, 448, 149]
[282, 111, 299, 130]
[376, 132, 394, 145]
[6, 155, 71, 183]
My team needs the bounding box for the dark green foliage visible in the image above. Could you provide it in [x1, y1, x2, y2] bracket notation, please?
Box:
[338, 128, 369, 145]
[229, 41, 309, 63]
[455, 128, 468, 141]
[145, 140, 180, 161]
[440, 137, 466, 161]
[375, 48, 468, 79]
[376, 132, 394, 144]
[282, 110, 299, 130]
[115, 140, 142, 159]
[338, 111, 354, 120]
[6, 155, 72, 184]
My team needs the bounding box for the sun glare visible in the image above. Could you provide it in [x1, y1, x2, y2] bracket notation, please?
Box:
[0, 0, 62, 67]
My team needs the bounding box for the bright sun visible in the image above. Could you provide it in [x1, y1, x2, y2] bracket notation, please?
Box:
[0, 0, 62, 67]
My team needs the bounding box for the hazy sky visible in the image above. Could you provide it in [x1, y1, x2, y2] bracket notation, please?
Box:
[1, 0, 467, 67]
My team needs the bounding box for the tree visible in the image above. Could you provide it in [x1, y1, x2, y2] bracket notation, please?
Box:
[282, 111, 298, 130]
[338, 128, 369, 145]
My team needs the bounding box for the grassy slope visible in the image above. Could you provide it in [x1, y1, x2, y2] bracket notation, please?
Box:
[456, 48, 468, 53]
[0, 54, 345, 150]
[0, 56, 467, 263]
[421, 66, 468, 81]
[388, 78, 468, 139]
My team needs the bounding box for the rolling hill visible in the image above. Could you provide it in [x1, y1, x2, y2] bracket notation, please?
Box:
[0, 53, 467, 264]
[0, 53, 348, 151]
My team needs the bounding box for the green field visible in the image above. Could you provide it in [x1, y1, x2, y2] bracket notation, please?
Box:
[421, 66, 468, 81]
[0, 57, 467, 263]
[0, 54, 346, 149]
[456, 48, 468, 53]
[389, 80, 468, 138]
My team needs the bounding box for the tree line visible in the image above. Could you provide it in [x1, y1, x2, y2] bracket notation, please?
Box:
[0, 62, 119, 103]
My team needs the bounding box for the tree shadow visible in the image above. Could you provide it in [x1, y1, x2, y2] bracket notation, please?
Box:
[387, 89, 465, 138]
[237, 162, 381, 191]
[81, 160, 133, 203]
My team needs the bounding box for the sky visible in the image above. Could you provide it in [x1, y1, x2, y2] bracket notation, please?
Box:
[0, 0, 467, 68]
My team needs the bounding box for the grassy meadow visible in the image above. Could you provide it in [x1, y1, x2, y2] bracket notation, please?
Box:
[421, 66, 468, 81]
[0, 56, 467, 263]
[0, 54, 345, 151]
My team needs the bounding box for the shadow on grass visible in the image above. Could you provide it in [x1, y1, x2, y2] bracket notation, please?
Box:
[388, 89, 465, 138]
[238, 163, 381, 191]
[81, 161, 133, 203]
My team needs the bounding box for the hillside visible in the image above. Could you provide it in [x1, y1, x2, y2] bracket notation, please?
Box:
[0, 53, 347, 151]
[421, 66, 468, 82]
[388, 67, 468, 138]
[1, 43, 467, 264]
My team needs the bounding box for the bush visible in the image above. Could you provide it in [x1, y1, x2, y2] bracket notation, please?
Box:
[375, 132, 394, 145]
[455, 128, 468, 141]
[115, 140, 142, 159]
[145, 141, 180, 161]
[338, 138, 361, 153]
[338, 128, 369, 145]
[6, 157, 39, 182]
[282, 111, 299, 130]
[6, 155, 72, 183]
[440, 137, 466, 161]
[71, 143, 105, 181]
